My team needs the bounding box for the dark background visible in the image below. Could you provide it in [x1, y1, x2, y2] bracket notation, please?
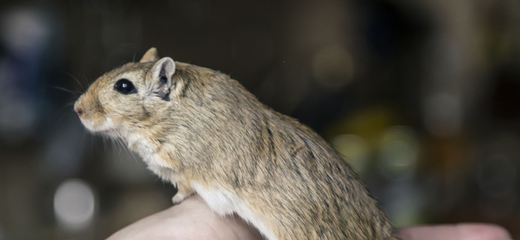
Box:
[0, 0, 519, 239]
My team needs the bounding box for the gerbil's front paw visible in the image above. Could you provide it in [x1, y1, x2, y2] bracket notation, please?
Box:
[171, 181, 194, 204]
[172, 192, 193, 204]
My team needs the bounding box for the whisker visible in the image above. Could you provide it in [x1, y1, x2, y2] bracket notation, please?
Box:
[80, 130, 89, 159]
[52, 86, 82, 96]
[81, 74, 91, 89]
[113, 131, 141, 164]
[89, 130, 94, 156]
[63, 71, 87, 92]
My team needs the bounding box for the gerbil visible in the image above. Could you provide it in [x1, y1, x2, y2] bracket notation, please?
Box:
[74, 48, 400, 240]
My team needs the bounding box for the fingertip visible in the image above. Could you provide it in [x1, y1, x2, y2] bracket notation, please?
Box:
[455, 223, 512, 240]
[398, 223, 512, 240]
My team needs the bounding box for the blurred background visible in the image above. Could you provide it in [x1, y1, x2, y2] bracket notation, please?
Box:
[0, 0, 519, 239]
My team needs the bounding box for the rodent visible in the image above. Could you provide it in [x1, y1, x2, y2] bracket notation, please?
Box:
[74, 47, 400, 240]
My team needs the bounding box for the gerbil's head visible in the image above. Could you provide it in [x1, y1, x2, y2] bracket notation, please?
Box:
[75, 47, 261, 158]
[74, 47, 178, 138]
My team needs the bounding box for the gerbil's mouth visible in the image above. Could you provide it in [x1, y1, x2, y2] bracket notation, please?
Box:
[78, 117, 119, 138]
[98, 129, 119, 138]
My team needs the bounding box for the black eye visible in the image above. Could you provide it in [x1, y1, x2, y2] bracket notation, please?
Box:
[114, 79, 137, 94]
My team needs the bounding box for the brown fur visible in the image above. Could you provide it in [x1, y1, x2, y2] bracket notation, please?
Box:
[74, 48, 400, 240]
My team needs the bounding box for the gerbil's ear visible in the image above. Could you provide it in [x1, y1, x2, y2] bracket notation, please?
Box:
[148, 57, 175, 101]
[140, 47, 159, 63]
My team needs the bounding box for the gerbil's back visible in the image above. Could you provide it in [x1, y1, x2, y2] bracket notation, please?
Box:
[177, 62, 398, 239]
[251, 110, 397, 239]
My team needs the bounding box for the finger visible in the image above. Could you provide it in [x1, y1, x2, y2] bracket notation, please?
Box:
[178, 195, 263, 240]
[107, 194, 264, 240]
[398, 223, 512, 240]
[221, 213, 264, 240]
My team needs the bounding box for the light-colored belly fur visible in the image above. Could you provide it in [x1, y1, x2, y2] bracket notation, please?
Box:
[192, 183, 277, 240]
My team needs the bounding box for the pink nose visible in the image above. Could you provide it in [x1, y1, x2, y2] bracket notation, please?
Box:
[75, 106, 84, 117]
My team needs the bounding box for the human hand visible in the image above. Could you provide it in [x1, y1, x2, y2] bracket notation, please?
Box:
[108, 194, 512, 240]
[107, 194, 263, 240]
[398, 223, 512, 240]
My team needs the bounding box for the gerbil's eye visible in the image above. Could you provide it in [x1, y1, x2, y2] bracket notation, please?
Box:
[114, 79, 137, 95]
